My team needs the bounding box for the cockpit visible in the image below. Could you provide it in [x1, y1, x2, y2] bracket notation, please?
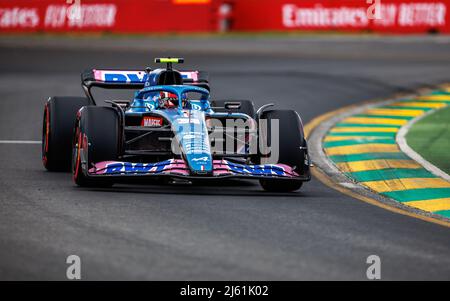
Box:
[132, 86, 210, 112]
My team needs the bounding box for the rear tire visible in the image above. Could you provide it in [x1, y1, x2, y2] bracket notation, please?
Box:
[211, 100, 255, 118]
[42, 96, 90, 171]
[258, 110, 306, 192]
[72, 106, 120, 187]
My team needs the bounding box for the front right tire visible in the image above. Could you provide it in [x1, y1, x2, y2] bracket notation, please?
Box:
[42, 96, 90, 171]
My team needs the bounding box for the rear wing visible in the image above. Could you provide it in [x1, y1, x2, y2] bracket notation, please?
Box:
[81, 69, 209, 104]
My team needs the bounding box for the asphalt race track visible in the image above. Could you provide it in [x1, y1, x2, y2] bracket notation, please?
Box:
[0, 36, 449, 280]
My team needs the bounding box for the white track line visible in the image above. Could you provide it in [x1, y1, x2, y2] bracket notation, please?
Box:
[0, 140, 41, 144]
[397, 109, 450, 182]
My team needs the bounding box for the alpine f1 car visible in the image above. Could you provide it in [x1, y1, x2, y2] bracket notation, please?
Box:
[42, 58, 311, 191]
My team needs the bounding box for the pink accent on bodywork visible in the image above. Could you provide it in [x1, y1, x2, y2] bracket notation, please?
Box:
[92, 70, 200, 82]
[182, 71, 199, 81]
[89, 159, 299, 178]
[93, 70, 147, 82]
[93, 69, 104, 81]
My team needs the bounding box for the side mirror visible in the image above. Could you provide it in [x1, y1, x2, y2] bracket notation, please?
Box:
[224, 102, 241, 110]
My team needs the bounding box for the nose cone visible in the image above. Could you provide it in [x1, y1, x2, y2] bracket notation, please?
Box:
[172, 110, 213, 175]
[186, 153, 213, 175]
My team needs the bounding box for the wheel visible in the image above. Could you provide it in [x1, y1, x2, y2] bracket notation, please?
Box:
[211, 100, 255, 118]
[72, 106, 120, 187]
[258, 110, 307, 192]
[42, 96, 90, 171]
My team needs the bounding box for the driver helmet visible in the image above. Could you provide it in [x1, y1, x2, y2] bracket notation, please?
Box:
[159, 91, 178, 108]
[159, 91, 189, 108]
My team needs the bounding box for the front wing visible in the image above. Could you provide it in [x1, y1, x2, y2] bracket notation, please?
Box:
[87, 159, 310, 181]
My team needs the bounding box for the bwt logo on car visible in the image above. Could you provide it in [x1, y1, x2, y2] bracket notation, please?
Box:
[104, 72, 148, 83]
[99, 71, 198, 83]
[228, 164, 286, 176]
[105, 162, 170, 174]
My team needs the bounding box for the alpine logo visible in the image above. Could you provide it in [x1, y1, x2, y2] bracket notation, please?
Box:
[192, 156, 209, 162]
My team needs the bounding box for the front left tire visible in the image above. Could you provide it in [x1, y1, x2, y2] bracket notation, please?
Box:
[72, 106, 120, 187]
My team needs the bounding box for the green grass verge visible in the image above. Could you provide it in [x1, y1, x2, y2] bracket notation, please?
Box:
[406, 106, 450, 175]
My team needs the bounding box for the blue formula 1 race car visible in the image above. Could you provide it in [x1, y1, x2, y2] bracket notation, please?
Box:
[42, 58, 311, 192]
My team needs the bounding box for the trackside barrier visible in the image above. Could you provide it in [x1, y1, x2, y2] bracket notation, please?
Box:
[0, 0, 449, 34]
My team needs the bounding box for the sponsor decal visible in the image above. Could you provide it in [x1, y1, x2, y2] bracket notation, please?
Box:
[183, 134, 196, 139]
[44, 4, 116, 28]
[184, 143, 209, 153]
[192, 156, 209, 162]
[93, 70, 200, 83]
[191, 103, 202, 111]
[105, 161, 170, 174]
[94, 70, 147, 83]
[283, 4, 369, 28]
[227, 162, 287, 176]
[145, 103, 156, 110]
[282, 2, 447, 29]
[397, 2, 446, 26]
[177, 118, 200, 125]
[141, 116, 163, 127]
[0, 7, 39, 28]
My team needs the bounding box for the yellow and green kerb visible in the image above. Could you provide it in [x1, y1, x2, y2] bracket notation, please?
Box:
[323, 90, 450, 219]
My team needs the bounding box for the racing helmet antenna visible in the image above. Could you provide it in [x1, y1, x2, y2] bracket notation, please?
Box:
[154, 57, 184, 71]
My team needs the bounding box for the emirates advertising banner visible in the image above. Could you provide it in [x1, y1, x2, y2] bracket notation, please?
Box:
[232, 0, 450, 33]
[0, 0, 214, 33]
[0, 0, 117, 31]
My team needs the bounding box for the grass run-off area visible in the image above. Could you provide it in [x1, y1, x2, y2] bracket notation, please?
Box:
[406, 106, 450, 175]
